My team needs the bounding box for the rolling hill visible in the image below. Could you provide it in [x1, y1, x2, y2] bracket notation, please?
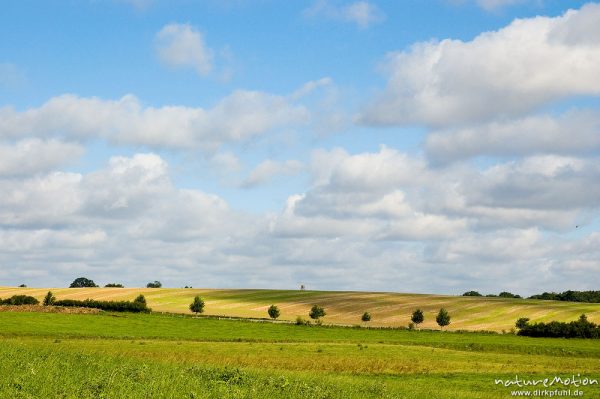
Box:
[1, 287, 599, 331]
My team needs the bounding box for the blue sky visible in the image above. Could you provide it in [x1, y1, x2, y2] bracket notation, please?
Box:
[0, 0, 599, 294]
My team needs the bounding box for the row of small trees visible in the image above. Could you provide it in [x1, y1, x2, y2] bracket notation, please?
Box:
[410, 308, 451, 330]
[264, 303, 452, 330]
[187, 299, 330, 326]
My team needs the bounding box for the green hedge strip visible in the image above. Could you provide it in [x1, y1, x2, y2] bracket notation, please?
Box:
[52, 298, 150, 313]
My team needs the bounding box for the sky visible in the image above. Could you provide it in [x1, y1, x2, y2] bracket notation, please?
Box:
[1, 0, 599, 295]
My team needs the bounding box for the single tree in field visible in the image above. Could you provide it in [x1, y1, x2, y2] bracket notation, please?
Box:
[309, 305, 326, 324]
[411, 309, 424, 329]
[515, 317, 530, 330]
[268, 305, 280, 320]
[147, 281, 162, 288]
[69, 277, 98, 288]
[133, 295, 147, 306]
[189, 296, 205, 314]
[361, 312, 371, 322]
[43, 291, 56, 306]
[436, 308, 451, 330]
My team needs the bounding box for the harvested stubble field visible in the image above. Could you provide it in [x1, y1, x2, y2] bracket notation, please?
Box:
[1, 287, 599, 331]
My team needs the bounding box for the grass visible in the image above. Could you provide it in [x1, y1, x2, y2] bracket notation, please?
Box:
[0, 311, 599, 398]
[2, 286, 599, 331]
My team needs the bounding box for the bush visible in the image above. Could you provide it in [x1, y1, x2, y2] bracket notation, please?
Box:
[18, 284, 27, 288]
[268, 305, 280, 320]
[309, 305, 326, 321]
[498, 291, 521, 299]
[146, 281, 162, 288]
[69, 277, 98, 288]
[462, 291, 482, 296]
[411, 309, 424, 326]
[295, 316, 311, 326]
[516, 314, 600, 339]
[0, 295, 39, 305]
[189, 296, 205, 314]
[361, 312, 371, 322]
[436, 308, 451, 330]
[43, 291, 56, 306]
[53, 298, 150, 313]
[104, 283, 124, 288]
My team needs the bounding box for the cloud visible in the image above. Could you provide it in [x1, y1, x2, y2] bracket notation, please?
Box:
[0, 152, 252, 241]
[272, 146, 600, 243]
[263, 146, 600, 293]
[0, 92, 309, 150]
[0, 152, 263, 287]
[210, 151, 242, 172]
[0, 172, 83, 228]
[360, 3, 600, 127]
[270, 146, 468, 240]
[290, 77, 333, 100]
[0, 139, 83, 177]
[241, 159, 304, 188]
[305, 0, 385, 29]
[1, 150, 599, 294]
[461, 155, 600, 212]
[155, 23, 214, 76]
[425, 109, 600, 164]
[476, 0, 529, 11]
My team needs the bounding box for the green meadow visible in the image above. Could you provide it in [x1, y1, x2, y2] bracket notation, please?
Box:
[1, 311, 599, 398]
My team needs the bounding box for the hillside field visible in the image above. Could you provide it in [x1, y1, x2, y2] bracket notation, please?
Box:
[2, 287, 600, 331]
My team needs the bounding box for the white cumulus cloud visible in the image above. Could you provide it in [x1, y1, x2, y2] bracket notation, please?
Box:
[360, 3, 600, 127]
[425, 109, 600, 164]
[0, 92, 309, 150]
[155, 23, 214, 76]
[0, 139, 83, 177]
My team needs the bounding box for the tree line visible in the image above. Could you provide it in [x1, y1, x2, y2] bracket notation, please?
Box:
[463, 290, 600, 303]
[462, 291, 521, 298]
[528, 290, 600, 303]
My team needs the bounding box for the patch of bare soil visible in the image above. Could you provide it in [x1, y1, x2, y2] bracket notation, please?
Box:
[0, 305, 100, 314]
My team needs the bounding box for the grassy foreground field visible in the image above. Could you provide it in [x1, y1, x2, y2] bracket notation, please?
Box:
[0, 311, 599, 398]
[2, 287, 599, 331]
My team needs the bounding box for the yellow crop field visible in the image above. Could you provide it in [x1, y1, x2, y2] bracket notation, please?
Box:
[2, 287, 598, 331]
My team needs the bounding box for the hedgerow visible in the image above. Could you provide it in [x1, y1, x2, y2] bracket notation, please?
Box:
[516, 314, 600, 339]
[0, 295, 39, 305]
[53, 298, 150, 313]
